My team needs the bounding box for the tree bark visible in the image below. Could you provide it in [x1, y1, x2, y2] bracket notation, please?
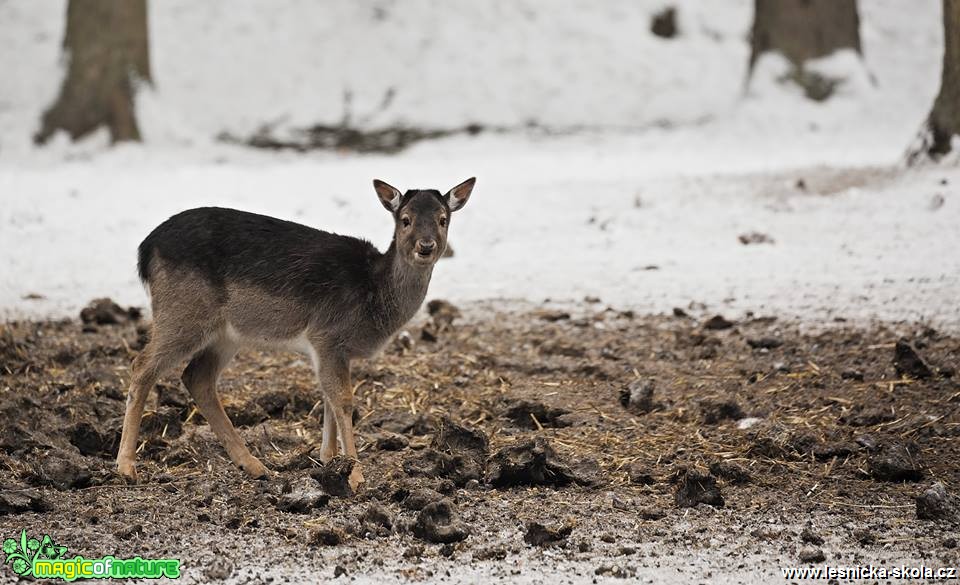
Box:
[36, 0, 151, 145]
[749, 0, 862, 72]
[909, 0, 960, 163]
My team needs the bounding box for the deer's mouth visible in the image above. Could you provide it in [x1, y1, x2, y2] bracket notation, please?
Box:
[414, 249, 435, 262]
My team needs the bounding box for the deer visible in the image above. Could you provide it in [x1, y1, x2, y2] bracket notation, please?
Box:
[115, 178, 476, 490]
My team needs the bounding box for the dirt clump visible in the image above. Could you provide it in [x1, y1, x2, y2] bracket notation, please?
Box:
[841, 405, 895, 427]
[400, 488, 444, 511]
[799, 548, 826, 563]
[627, 462, 656, 485]
[79, 297, 141, 326]
[421, 299, 461, 342]
[674, 469, 724, 508]
[403, 419, 488, 487]
[503, 399, 570, 428]
[523, 521, 573, 546]
[68, 421, 119, 456]
[310, 456, 359, 497]
[709, 460, 751, 484]
[916, 482, 958, 521]
[700, 397, 745, 424]
[309, 526, 346, 546]
[703, 315, 735, 330]
[412, 499, 470, 544]
[812, 440, 859, 461]
[800, 526, 824, 545]
[359, 503, 394, 536]
[894, 339, 934, 379]
[868, 441, 923, 482]
[486, 437, 594, 488]
[223, 401, 268, 427]
[0, 486, 48, 515]
[375, 432, 409, 451]
[277, 479, 330, 513]
[30, 451, 92, 490]
[619, 380, 659, 414]
[747, 336, 783, 350]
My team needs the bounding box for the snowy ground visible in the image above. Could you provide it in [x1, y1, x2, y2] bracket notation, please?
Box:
[0, 134, 957, 331]
[2, 1, 955, 331]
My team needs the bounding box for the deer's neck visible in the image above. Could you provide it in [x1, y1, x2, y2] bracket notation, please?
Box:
[374, 242, 432, 331]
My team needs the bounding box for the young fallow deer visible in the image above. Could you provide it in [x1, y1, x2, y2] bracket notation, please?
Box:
[116, 178, 476, 490]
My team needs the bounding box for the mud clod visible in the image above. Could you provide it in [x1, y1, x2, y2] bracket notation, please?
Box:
[487, 437, 593, 488]
[674, 470, 724, 508]
[403, 449, 482, 487]
[308, 526, 345, 546]
[427, 299, 461, 327]
[700, 398, 745, 424]
[650, 6, 677, 39]
[747, 337, 783, 349]
[894, 339, 934, 379]
[360, 503, 394, 535]
[32, 452, 91, 490]
[916, 482, 958, 521]
[375, 432, 409, 451]
[812, 441, 858, 461]
[79, 298, 140, 326]
[412, 499, 470, 544]
[523, 521, 573, 546]
[800, 527, 824, 545]
[277, 481, 329, 513]
[627, 462, 656, 486]
[619, 380, 658, 414]
[709, 461, 751, 484]
[310, 456, 358, 497]
[503, 399, 570, 428]
[0, 487, 48, 515]
[432, 417, 489, 457]
[401, 488, 444, 511]
[203, 557, 235, 581]
[842, 405, 895, 427]
[223, 401, 268, 427]
[69, 421, 119, 456]
[402, 418, 488, 486]
[868, 441, 923, 482]
[703, 315, 735, 330]
[799, 548, 826, 563]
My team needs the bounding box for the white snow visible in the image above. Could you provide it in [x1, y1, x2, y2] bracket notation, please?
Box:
[1, 0, 957, 331]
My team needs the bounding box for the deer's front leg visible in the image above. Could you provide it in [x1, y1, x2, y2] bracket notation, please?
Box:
[315, 351, 364, 491]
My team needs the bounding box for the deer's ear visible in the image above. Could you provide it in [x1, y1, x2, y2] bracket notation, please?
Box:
[445, 177, 475, 212]
[373, 179, 402, 213]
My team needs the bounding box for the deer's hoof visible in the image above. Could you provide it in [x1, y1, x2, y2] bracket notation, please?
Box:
[348, 466, 365, 492]
[243, 458, 269, 479]
[117, 460, 139, 483]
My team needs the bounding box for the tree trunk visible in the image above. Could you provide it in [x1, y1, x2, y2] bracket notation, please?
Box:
[749, 0, 862, 72]
[909, 0, 960, 163]
[35, 0, 151, 145]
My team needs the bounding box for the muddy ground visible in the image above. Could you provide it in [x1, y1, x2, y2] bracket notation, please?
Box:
[1, 300, 959, 584]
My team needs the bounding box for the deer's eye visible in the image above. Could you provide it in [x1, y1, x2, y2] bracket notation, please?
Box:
[439, 216, 447, 227]
[401, 216, 411, 227]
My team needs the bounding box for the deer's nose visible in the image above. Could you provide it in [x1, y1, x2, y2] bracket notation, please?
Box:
[416, 240, 436, 254]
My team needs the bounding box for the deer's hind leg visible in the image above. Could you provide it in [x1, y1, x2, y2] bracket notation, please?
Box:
[181, 341, 267, 478]
[117, 320, 206, 481]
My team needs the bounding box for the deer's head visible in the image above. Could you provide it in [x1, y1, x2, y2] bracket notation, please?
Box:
[374, 178, 475, 267]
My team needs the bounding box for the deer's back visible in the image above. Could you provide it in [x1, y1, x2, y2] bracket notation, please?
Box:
[139, 207, 381, 304]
